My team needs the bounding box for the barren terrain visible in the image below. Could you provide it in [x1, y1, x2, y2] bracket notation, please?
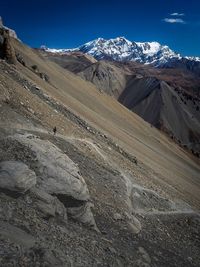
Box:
[0, 35, 199, 266]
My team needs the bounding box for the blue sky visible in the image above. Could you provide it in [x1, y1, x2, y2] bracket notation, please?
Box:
[1, 0, 200, 56]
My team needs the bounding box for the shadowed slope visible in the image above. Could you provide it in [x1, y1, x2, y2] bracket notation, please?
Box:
[78, 61, 127, 97]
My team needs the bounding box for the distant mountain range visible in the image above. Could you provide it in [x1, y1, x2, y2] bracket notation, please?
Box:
[42, 37, 200, 72]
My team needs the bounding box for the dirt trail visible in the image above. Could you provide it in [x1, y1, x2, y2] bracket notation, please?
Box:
[53, 133, 198, 216]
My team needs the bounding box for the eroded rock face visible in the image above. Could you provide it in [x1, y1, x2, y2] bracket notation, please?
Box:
[0, 161, 36, 193]
[1, 134, 97, 228]
[0, 17, 3, 28]
[0, 28, 17, 64]
[130, 184, 175, 213]
[67, 202, 97, 229]
[30, 188, 67, 222]
[10, 134, 90, 201]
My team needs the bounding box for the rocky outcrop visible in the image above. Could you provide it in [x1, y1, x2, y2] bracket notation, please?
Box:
[1, 134, 97, 229]
[0, 17, 18, 39]
[9, 134, 90, 202]
[0, 161, 36, 194]
[0, 17, 3, 28]
[130, 183, 176, 213]
[30, 187, 67, 221]
[0, 27, 17, 64]
[31, 64, 50, 82]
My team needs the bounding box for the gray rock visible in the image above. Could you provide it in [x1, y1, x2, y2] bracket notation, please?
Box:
[136, 247, 151, 267]
[67, 202, 99, 231]
[0, 161, 36, 193]
[6, 134, 97, 228]
[107, 246, 117, 254]
[113, 213, 122, 221]
[30, 188, 67, 222]
[131, 184, 175, 212]
[127, 216, 141, 234]
[0, 221, 35, 248]
[11, 134, 89, 201]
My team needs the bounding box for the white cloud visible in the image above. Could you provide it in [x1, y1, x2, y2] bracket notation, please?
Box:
[170, 12, 185, 16]
[163, 18, 186, 24]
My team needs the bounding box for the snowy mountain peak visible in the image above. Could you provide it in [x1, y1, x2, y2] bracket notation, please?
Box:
[136, 42, 162, 55]
[42, 37, 200, 66]
[76, 37, 179, 64]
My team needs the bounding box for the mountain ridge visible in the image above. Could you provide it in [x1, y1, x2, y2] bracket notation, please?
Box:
[39, 48, 200, 154]
[42, 36, 200, 67]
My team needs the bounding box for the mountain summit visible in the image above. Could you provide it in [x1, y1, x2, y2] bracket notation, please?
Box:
[43, 37, 200, 66]
[77, 37, 179, 65]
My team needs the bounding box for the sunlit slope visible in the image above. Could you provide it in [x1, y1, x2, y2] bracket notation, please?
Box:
[13, 39, 200, 207]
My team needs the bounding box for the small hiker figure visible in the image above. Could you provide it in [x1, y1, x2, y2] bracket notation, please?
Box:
[53, 126, 57, 135]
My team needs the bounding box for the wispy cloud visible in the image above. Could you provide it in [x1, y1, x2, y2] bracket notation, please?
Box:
[170, 12, 185, 16]
[163, 18, 186, 24]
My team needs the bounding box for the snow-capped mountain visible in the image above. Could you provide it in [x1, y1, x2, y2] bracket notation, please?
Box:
[42, 37, 200, 67]
[77, 37, 181, 65]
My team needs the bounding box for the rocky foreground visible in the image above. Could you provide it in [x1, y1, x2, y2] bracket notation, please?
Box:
[0, 126, 199, 267]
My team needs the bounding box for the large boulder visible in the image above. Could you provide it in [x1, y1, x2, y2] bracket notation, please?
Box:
[10, 134, 90, 202]
[0, 161, 36, 193]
